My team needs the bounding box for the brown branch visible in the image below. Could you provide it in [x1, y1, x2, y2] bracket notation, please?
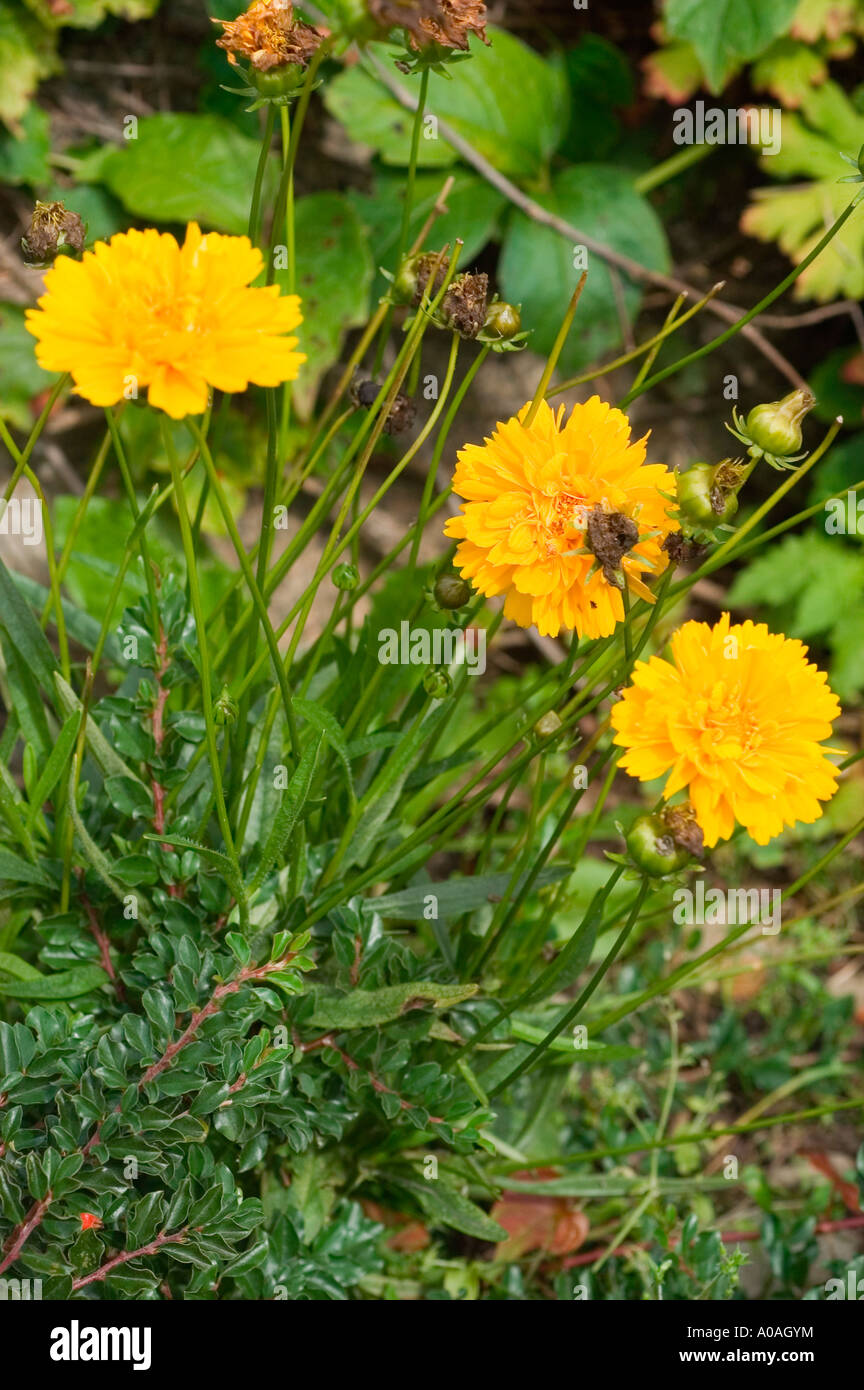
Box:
[76, 870, 124, 1000]
[0, 954, 295, 1273]
[0, 1193, 53, 1278]
[363, 51, 812, 390]
[298, 1031, 443, 1123]
[71, 1226, 189, 1290]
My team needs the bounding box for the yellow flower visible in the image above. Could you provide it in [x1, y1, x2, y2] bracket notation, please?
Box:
[444, 396, 678, 638]
[26, 223, 305, 419]
[610, 612, 842, 847]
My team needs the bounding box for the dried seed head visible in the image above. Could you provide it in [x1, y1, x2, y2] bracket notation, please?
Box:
[215, 0, 324, 72]
[21, 201, 86, 267]
[440, 271, 488, 339]
[351, 377, 416, 434]
[367, 0, 489, 51]
[661, 801, 704, 859]
[662, 532, 706, 567]
[585, 506, 639, 585]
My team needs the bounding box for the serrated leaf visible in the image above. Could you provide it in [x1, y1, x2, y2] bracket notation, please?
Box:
[665, 0, 799, 91]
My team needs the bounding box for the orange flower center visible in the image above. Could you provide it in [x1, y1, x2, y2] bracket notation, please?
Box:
[690, 681, 767, 760]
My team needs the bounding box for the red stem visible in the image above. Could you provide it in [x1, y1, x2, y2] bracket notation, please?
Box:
[71, 1226, 189, 1289]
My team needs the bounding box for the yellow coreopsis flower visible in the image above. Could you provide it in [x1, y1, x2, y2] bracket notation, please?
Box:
[444, 396, 678, 638]
[26, 223, 305, 419]
[610, 612, 842, 847]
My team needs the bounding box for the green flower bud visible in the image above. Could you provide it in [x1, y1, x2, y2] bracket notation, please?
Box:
[423, 667, 452, 699]
[481, 300, 522, 342]
[214, 684, 239, 725]
[534, 710, 562, 740]
[676, 462, 740, 540]
[332, 563, 359, 591]
[745, 389, 814, 460]
[433, 573, 471, 610]
[626, 813, 691, 878]
[249, 64, 307, 99]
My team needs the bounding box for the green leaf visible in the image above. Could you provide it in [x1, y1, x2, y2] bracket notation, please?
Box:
[0, 554, 58, 691]
[0, 7, 59, 127]
[0, 302, 54, 429]
[294, 697, 356, 812]
[68, 768, 154, 926]
[104, 775, 154, 821]
[349, 169, 506, 296]
[0, 951, 42, 981]
[247, 734, 323, 896]
[665, 0, 799, 91]
[309, 981, 478, 1029]
[76, 113, 277, 235]
[0, 102, 50, 185]
[369, 866, 568, 920]
[394, 1176, 507, 1243]
[325, 28, 568, 179]
[0, 849, 52, 888]
[741, 82, 864, 302]
[498, 165, 669, 374]
[25, 712, 82, 831]
[0, 964, 108, 999]
[53, 674, 148, 790]
[278, 194, 373, 417]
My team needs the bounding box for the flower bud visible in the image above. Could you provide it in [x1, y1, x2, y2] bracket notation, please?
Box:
[214, 685, 239, 725]
[534, 710, 562, 740]
[481, 300, 522, 342]
[626, 813, 691, 878]
[21, 201, 86, 267]
[744, 389, 814, 460]
[676, 461, 740, 540]
[332, 563, 359, 591]
[249, 64, 307, 98]
[423, 667, 452, 699]
[433, 573, 470, 610]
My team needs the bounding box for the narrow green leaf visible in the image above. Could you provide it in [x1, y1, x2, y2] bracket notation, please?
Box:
[0, 554, 57, 690]
[0, 964, 108, 999]
[247, 734, 322, 896]
[294, 698, 356, 812]
[25, 710, 79, 832]
[309, 981, 478, 1029]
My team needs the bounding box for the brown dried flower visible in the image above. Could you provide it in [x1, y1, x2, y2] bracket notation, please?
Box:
[215, 0, 324, 72]
[367, 0, 488, 51]
[21, 201, 86, 267]
[586, 506, 640, 586]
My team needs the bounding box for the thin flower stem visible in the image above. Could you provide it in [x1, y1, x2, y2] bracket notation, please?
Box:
[622, 194, 863, 403]
[547, 283, 724, 398]
[524, 272, 587, 426]
[0, 374, 68, 501]
[248, 104, 276, 245]
[163, 418, 241, 895]
[188, 420, 299, 758]
[486, 878, 652, 1098]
